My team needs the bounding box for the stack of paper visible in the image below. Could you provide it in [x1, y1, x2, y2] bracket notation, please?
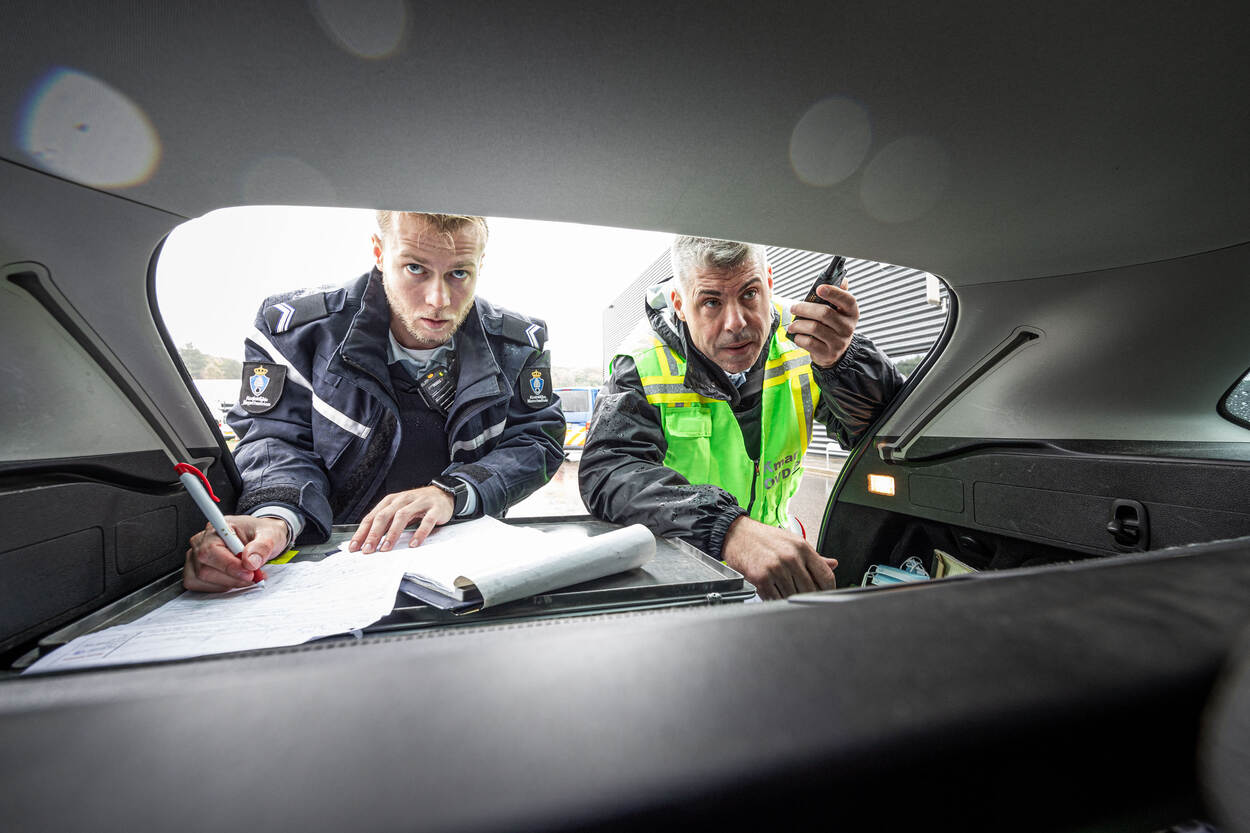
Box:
[24, 548, 414, 674]
[24, 518, 656, 673]
[393, 518, 656, 613]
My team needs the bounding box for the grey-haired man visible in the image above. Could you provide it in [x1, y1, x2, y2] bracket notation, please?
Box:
[580, 236, 903, 599]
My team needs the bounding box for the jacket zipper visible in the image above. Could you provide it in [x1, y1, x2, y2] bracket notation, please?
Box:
[745, 400, 767, 519]
[340, 353, 401, 521]
[746, 459, 759, 517]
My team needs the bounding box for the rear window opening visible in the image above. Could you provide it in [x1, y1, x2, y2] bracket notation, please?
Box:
[154, 206, 950, 524]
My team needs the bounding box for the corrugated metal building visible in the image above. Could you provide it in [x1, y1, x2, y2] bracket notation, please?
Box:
[600, 245, 949, 467]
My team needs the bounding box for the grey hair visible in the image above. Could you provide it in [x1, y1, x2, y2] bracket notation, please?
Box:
[669, 235, 769, 291]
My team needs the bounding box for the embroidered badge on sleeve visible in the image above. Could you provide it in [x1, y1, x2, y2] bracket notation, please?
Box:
[523, 366, 552, 410]
[239, 363, 287, 414]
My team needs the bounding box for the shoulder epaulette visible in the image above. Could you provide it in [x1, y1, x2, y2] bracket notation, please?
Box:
[263, 291, 331, 334]
[498, 310, 547, 350]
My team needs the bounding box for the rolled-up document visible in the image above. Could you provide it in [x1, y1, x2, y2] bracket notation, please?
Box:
[398, 519, 656, 612]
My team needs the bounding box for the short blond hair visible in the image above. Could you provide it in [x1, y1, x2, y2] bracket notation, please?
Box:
[375, 210, 489, 243]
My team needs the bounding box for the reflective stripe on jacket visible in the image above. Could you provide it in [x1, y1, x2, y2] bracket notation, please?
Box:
[630, 325, 818, 528]
[580, 280, 906, 558]
[228, 269, 566, 542]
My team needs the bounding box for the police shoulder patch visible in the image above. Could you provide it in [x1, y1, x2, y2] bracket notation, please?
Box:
[521, 365, 552, 410]
[240, 362, 287, 414]
[263, 292, 330, 334]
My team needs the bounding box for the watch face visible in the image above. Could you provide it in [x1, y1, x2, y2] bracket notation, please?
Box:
[433, 477, 466, 513]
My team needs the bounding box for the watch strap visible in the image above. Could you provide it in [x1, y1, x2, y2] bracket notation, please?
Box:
[430, 476, 468, 516]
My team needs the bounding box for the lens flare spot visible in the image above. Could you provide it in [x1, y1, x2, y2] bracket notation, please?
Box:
[18, 68, 161, 188]
[860, 136, 950, 224]
[242, 155, 339, 206]
[789, 96, 872, 188]
[311, 0, 408, 59]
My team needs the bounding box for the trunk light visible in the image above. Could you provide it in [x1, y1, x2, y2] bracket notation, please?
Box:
[867, 474, 896, 496]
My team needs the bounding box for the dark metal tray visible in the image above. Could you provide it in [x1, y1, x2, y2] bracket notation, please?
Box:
[24, 516, 751, 664]
[368, 516, 752, 630]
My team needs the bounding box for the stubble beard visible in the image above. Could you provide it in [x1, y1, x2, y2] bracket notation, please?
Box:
[396, 303, 473, 349]
[714, 326, 764, 371]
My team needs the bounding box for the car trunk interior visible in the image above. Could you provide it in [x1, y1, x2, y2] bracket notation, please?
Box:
[4, 159, 1250, 668]
[819, 242, 1250, 584]
[0, 160, 241, 667]
[3, 4, 1250, 827]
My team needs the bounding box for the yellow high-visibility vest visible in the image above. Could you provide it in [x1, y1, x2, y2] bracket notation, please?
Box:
[626, 320, 818, 527]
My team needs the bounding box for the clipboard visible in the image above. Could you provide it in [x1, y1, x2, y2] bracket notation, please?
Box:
[369, 516, 753, 631]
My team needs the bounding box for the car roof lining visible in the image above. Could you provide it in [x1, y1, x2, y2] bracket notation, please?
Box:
[883, 241, 1250, 445]
[1, 3, 1247, 286]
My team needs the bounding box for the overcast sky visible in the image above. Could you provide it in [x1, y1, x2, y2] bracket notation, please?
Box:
[155, 206, 673, 367]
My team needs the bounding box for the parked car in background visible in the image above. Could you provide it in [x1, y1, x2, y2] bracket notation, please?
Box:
[192, 379, 239, 445]
[207, 401, 237, 444]
[556, 385, 599, 453]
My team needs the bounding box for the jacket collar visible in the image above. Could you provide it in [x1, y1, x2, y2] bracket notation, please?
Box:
[334, 269, 506, 414]
[335, 270, 393, 392]
[452, 302, 504, 403]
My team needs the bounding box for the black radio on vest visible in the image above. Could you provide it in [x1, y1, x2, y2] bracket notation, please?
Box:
[415, 352, 458, 415]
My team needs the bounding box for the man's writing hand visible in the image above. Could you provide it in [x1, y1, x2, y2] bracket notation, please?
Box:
[348, 486, 454, 553]
[786, 279, 859, 368]
[182, 515, 288, 592]
[721, 516, 838, 600]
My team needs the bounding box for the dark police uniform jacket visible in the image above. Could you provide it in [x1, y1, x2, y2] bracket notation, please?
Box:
[227, 269, 566, 543]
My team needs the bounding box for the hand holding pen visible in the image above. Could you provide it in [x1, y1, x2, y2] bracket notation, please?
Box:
[176, 463, 287, 592]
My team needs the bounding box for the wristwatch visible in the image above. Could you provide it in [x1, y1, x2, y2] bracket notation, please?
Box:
[430, 475, 469, 516]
